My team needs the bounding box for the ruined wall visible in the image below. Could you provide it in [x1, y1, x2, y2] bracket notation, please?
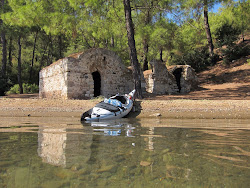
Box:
[169, 65, 198, 93]
[39, 48, 134, 99]
[144, 61, 198, 95]
[144, 60, 179, 94]
[39, 59, 69, 99]
[68, 48, 134, 98]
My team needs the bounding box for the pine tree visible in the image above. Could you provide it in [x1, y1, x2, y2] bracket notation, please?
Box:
[123, 0, 142, 99]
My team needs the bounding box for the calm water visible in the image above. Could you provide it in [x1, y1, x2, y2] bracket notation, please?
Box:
[0, 117, 249, 188]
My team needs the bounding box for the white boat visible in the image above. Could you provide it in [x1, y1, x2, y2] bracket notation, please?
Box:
[81, 90, 136, 122]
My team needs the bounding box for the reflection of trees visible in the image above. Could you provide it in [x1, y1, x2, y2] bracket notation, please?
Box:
[195, 129, 250, 170]
[1, 119, 249, 187]
[139, 126, 193, 182]
[37, 126, 93, 168]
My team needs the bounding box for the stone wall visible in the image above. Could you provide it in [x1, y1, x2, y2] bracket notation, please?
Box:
[39, 48, 134, 99]
[144, 60, 179, 94]
[39, 59, 69, 99]
[144, 60, 198, 95]
[168, 65, 198, 93]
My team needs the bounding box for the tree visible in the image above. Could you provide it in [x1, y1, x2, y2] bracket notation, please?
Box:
[232, 0, 250, 42]
[29, 28, 39, 83]
[150, 17, 177, 62]
[136, 0, 154, 70]
[17, 35, 23, 94]
[0, 0, 7, 77]
[123, 0, 142, 99]
[181, 0, 221, 62]
[204, 0, 214, 59]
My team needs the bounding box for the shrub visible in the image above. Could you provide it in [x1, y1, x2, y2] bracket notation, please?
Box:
[0, 76, 12, 96]
[214, 22, 249, 64]
[7, 83, 39, 94]
[170, 47, 217, 72]
[7, 84, 21, 94]
[23, 83, 39, 94]
[247, 59, 250, 65]
[221, 44, 250, 64]
[215, 23, 241, 47]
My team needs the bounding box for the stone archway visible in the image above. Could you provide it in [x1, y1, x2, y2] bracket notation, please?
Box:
[169, 65, 199, 94]
[92, 71, 101, 97]
[173, 68, 183, 93]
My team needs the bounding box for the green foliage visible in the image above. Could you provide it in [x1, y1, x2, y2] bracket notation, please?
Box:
[247, 59, 250, 65]
[214, 22, 241, 47]
[170, 46, 214, 72]
[0, 76, 12, 96]
[214, 22, 249, 64]
[23, 83, 39, 94]
[6, 84, 20, 94]
[221, 44, 250, 64]
[7, 83, 39, 94]
[0, 0, 249, 89]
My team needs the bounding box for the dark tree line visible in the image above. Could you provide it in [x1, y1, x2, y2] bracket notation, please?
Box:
[0, 0, 249, 97]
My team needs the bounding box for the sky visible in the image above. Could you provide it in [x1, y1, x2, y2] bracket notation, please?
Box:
[211, 3, 222, 13]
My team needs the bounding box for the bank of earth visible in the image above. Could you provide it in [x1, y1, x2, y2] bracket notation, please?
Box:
[0, 56, 249, 119]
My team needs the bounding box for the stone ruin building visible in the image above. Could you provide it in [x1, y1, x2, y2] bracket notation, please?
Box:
[39, 48, 134, 99]
[168, 65, 198, 93]
[144, 60, 179, 94]
[144, 60, 198, 94]
[39, 48, 197, 99]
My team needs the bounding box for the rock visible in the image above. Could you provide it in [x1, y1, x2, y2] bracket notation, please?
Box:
[97, 165, 115, 173]
[140, 161, 151, 166]
[150, 113, 162, 117]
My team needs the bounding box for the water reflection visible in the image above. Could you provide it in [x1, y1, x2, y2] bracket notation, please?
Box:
[37, 126, 93, 168]
[0, 117, 249, 187]
[85, 120, 135, 137]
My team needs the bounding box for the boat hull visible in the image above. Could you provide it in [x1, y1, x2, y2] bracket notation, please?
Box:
[81, 90, 135, 122]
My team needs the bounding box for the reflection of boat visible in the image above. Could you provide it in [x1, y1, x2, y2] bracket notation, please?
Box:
[81, 90, 135, 122]
[83, 120, 135, 137]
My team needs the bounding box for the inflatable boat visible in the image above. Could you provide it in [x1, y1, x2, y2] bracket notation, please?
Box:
[81, 90, 135, 122]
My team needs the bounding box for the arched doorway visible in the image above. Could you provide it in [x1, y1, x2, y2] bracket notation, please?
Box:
[173, 68, 182, 93]
[92, 71, 101, 97]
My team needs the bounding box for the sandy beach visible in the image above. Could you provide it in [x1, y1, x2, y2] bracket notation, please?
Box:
[0, 95, 249, 119]
[1, 54, 249, 120]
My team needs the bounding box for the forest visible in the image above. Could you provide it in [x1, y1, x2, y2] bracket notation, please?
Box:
[0, 0, 249, 96]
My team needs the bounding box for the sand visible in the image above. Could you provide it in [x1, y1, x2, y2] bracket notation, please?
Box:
[0, 96, 249, 119]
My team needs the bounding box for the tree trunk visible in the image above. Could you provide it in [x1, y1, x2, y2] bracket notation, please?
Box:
[123, 0, 142, 99]
[142, 39, 149, 71]
[39, 43, 48, 71]
[204, 0, 214, 60]
[142, 5, 151, 71]
[110, 35, 115, 47]
[29, 30, 38, 83]
[17, 36, 23, 94]
[59, 35, 62, 58]
[1, 24, 7, 77]
[0, 0, 7, 77]
[8, 36, 12, 67]
[47, 35, 53, 66]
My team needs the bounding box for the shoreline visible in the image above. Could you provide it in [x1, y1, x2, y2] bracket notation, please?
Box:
[0, 97, 249, 119]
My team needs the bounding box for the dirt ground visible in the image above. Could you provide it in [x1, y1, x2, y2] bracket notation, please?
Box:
[0, 56, 249, 119]
[145, 55, 250, 100]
